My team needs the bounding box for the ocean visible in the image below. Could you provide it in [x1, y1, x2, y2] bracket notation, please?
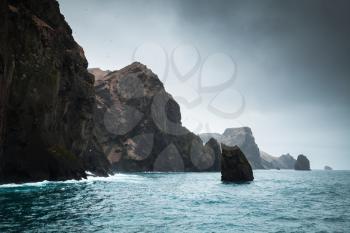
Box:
[0, 170, 349, 232]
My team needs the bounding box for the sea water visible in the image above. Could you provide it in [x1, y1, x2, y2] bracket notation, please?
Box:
[0, 170, 349, 232]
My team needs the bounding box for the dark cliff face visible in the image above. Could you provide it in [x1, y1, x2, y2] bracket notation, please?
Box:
[0, 0, 109, 183]
[0, 0, 8, 153]
[294, 154, 311, 171]
[90, 63, 219, 172]
[221, 144, 254, 182]
[200, 127, 263, 169]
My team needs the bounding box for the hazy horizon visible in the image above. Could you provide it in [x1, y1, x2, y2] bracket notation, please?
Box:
[58, 0, 350, 170]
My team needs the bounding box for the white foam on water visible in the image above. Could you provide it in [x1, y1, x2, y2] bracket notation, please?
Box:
[0, 173, 146, 188]
[85, 173, 146, 183]
[0, 180, 51, 188]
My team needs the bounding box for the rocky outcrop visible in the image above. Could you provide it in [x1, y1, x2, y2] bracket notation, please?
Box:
[90, 63, 220, 172]
[294, 155, 311, 171]
[0, 0, 110, 183]
[221, 144, 254, 182]
[200, 127, 263, 169]
[324, 166, 332, 170]
[187, 137, 221, 172]
[260, 152, 296, 169]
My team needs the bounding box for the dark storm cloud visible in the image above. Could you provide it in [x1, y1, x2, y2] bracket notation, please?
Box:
[171, 0, 350, 108]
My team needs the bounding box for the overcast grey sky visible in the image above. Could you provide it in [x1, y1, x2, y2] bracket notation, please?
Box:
[58, 0, 350, 169]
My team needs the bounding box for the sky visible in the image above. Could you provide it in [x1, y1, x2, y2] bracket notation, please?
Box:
[58, 0, 350, 169]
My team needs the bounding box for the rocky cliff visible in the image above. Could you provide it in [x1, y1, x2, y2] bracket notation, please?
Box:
[260, 151, 296, 169]
[90, 63, 220, 172]
[0, 0, 110, 183]
[294, 154, 311, 170]
[200, 127, 263, 169]
[200, 128, 300, 170]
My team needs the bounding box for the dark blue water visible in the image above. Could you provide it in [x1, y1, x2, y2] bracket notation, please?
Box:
[0, 170, 349, 232]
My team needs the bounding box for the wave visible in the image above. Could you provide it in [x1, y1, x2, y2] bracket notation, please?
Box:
[85, 172, 146, 183]
[0, 180, 52, 188]
[0, 173, 146, 189]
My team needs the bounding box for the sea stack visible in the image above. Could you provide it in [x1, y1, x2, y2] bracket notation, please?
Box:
[294, 155, 311, 171]
[221, 144, 254, 182]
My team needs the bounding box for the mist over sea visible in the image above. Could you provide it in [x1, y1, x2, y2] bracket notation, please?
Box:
[1, 170, 349, 232]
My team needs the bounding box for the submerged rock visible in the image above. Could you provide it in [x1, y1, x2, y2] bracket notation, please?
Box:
[0, 0, 110, 183]
[221, 144, 254, 182]
[294, 155, 311, 171]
